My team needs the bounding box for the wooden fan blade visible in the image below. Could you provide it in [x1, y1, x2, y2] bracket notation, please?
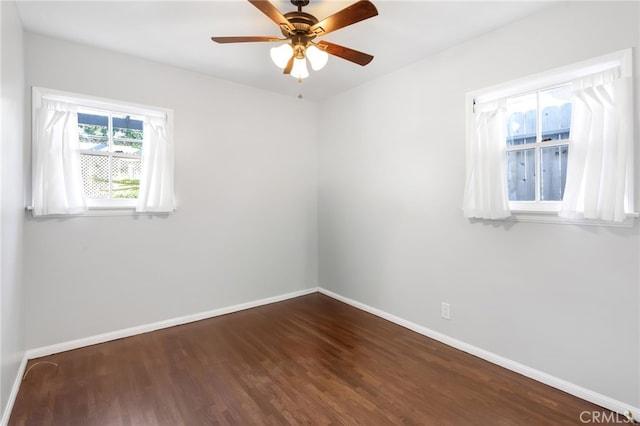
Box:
[211, 36, 281, 43]
[248, 0, 296, 35]
[317, 40, 374, 66]
[283, 55, 295, 75]
[309, 0, 378, 37]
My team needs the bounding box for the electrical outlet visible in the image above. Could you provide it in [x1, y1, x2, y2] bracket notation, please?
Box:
[441, 302, 450, 320]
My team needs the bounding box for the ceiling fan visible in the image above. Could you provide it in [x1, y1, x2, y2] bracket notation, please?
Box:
[211, 0, 378, 79]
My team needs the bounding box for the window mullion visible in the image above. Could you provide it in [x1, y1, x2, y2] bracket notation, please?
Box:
[535, 146, 541, 202]
[108, 113, 113, 200]
[535, 91, 541, 203]
[539, 139, 570, 149]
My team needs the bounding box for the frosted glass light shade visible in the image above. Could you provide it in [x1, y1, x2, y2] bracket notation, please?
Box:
[290, 58, 309, 79]
[306, 45, 328, 71]
[270, 44, 293, 69]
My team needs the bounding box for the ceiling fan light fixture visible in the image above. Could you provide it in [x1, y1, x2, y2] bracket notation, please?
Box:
[270, 43, 294, 69]
[306, 45, 328, 71]
[290, 57, 309, 79]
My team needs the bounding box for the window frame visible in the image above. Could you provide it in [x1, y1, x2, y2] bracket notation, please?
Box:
[465, 48, 636, 226]
[31, 87, 173, 214]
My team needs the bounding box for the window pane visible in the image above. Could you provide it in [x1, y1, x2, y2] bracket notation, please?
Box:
[541, 85, 572, 141]
[506, 93, 537, 146]
[80, 154, 110, 198]
[541, 145, 568, 201]
[111, 157, 141, 198]
[112, 114, 144, 156]
[78, 113, 109, 152]
[507, 149, 535, 201]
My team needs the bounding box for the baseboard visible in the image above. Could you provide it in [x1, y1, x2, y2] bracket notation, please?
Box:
[318, 287, 640, 421]
[27, 287, 319, 359]
[1, 354, 28, 426]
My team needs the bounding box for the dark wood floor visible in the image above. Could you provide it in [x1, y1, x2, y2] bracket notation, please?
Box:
[10, 293, 616, 425]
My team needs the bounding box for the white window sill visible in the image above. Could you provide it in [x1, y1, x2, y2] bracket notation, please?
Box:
[26, 206, 174, 218]
[506, 210, 638, 228]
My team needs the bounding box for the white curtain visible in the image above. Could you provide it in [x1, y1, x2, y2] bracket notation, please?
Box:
[559, 67, 634, 222]
[463, 99, 511, 219]
[32, 99, 87, 216]
[136, 115, 175, 213]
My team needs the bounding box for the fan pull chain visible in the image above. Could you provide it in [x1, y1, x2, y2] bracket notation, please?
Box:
[297, 78, 304, 99]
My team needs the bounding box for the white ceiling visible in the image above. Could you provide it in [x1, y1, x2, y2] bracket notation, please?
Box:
[15, 1, 556, 101]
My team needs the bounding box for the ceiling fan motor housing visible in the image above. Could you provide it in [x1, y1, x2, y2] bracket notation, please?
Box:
[282, 11, 318, 37]
[282, 10, 320, 55]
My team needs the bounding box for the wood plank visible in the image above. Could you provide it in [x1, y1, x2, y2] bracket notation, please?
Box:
[9, 293, 617, 425]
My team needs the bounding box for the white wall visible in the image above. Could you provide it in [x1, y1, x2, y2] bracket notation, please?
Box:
[318, 1, 639, 407]
[0, 0, 26, 419]
[23, 33, 318, 349]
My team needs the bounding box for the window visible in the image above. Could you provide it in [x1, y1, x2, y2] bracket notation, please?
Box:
[505, 84, 572, 209]
[78, 110, 144, 206]
[463, 48, 634, 224]
[31, 87, 175, 216]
